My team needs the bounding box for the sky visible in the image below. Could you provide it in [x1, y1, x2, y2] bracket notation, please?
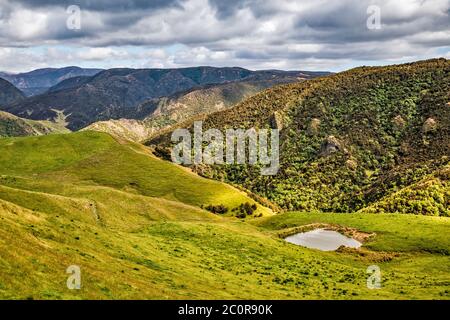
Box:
[0, 0, 449, 73]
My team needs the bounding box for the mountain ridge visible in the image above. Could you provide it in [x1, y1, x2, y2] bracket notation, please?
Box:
[83, 77, 309, 141]
[4, 67, 328, 131]
[0, 66, 103, 96]
[0, 78, 25, 106]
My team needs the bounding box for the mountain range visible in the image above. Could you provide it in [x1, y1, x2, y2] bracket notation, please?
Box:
[0, 67, 102, 96]
[2, 67, 328, 131]
[83, 77, 309, 141]
[0, 78, 25, 106]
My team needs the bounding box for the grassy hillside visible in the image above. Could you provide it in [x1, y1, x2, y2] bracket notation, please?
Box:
[0, 131, 448, 299]
[1, 197, 448, 299]
[81, 119, 152, 143]
[0, 131, 268, 216]
[0, 111, 70, 137]
[148, 59, 450, 215]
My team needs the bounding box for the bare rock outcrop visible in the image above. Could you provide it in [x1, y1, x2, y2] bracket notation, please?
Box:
[319, 135, 343, 156]
[422, 117, 437, 133]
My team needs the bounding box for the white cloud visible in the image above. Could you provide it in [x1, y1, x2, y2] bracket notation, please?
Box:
[76, 47, 128, 60]
[0, 0, 448, 72]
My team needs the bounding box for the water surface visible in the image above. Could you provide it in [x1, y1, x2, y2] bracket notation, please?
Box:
[285, 229, 361, 251]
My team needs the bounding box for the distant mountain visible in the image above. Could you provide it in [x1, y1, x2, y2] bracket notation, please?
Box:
[148, 58, 450, 215]
[47, 75, 93, 93]
[142, 77, 308, 131]
[5, 67, 328, 131]
[0, 78, 25, 106]
[0, 67, 103, 96]
[0, 111, 70, 137]
[84, 77, 310, 141]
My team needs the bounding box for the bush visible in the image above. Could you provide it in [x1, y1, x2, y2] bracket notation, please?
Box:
[232, 202, 257, 217]
[205, 204, 228, 214]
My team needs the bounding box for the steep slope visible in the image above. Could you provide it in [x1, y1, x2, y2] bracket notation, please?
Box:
[142, 79, 299, 133]
[46, 75, 92, 93]
[0, 67, 102, 96]
[0, 111, 70, 137]
[5, 67, 326, 131]
[84, 78, 304, 142]
[148, 58, 450, 215]
[0, 78, 25, 105]
[358, 164, 449, 216]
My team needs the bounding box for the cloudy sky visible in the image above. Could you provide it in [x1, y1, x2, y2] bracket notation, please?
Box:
[0, 0, 449, 73]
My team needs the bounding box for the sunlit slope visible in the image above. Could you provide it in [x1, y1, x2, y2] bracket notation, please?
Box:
[0, 131, 271, 220]
[1, 198, 448, 299]
[1, 131, 448, 300]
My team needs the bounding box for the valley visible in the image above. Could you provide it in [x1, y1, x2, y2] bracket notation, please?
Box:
[0, 59, 448, 300]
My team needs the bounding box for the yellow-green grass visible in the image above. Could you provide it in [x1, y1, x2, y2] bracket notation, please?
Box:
[0, 131, 271, 216]
[1, 199, 449, 299]
[0, 132, 448, 299]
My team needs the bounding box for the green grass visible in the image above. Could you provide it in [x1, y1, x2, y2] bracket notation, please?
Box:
[0, 131, 270, 216]
[0, 132, 448, 299]
[1, 200, 449, 299]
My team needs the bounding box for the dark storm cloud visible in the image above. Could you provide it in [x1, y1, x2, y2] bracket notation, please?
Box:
[208, 0, 252, 18]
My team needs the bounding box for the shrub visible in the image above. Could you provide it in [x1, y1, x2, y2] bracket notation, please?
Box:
[205, 204, 228, 214]
[232, 202, 257, 217]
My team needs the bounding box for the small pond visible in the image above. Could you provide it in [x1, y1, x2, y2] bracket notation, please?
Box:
[285, 229, 362, 251]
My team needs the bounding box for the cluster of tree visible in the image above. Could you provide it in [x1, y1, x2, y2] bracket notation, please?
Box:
[204, 204, 228, 214]
[232, 202, 257, 218]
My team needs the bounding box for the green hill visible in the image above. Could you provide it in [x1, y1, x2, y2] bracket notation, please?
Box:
[0, 111, 70, 137]
[148, 59, 450, 215]
[0, 131, 448, 299]
[0, 131, 269, 217]
[358, 164, 449, 215]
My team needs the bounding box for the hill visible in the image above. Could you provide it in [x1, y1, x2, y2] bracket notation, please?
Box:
[0, 78, 25, 106]
[358, 164, 449, 215]
[0, 131, 270, 217]
[4, 67, 326, 131]
[0, 111, 70, 137]
[148, 58, 450, 215]
[0, 131, 448, 299]
[0, 67, 102, 96]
